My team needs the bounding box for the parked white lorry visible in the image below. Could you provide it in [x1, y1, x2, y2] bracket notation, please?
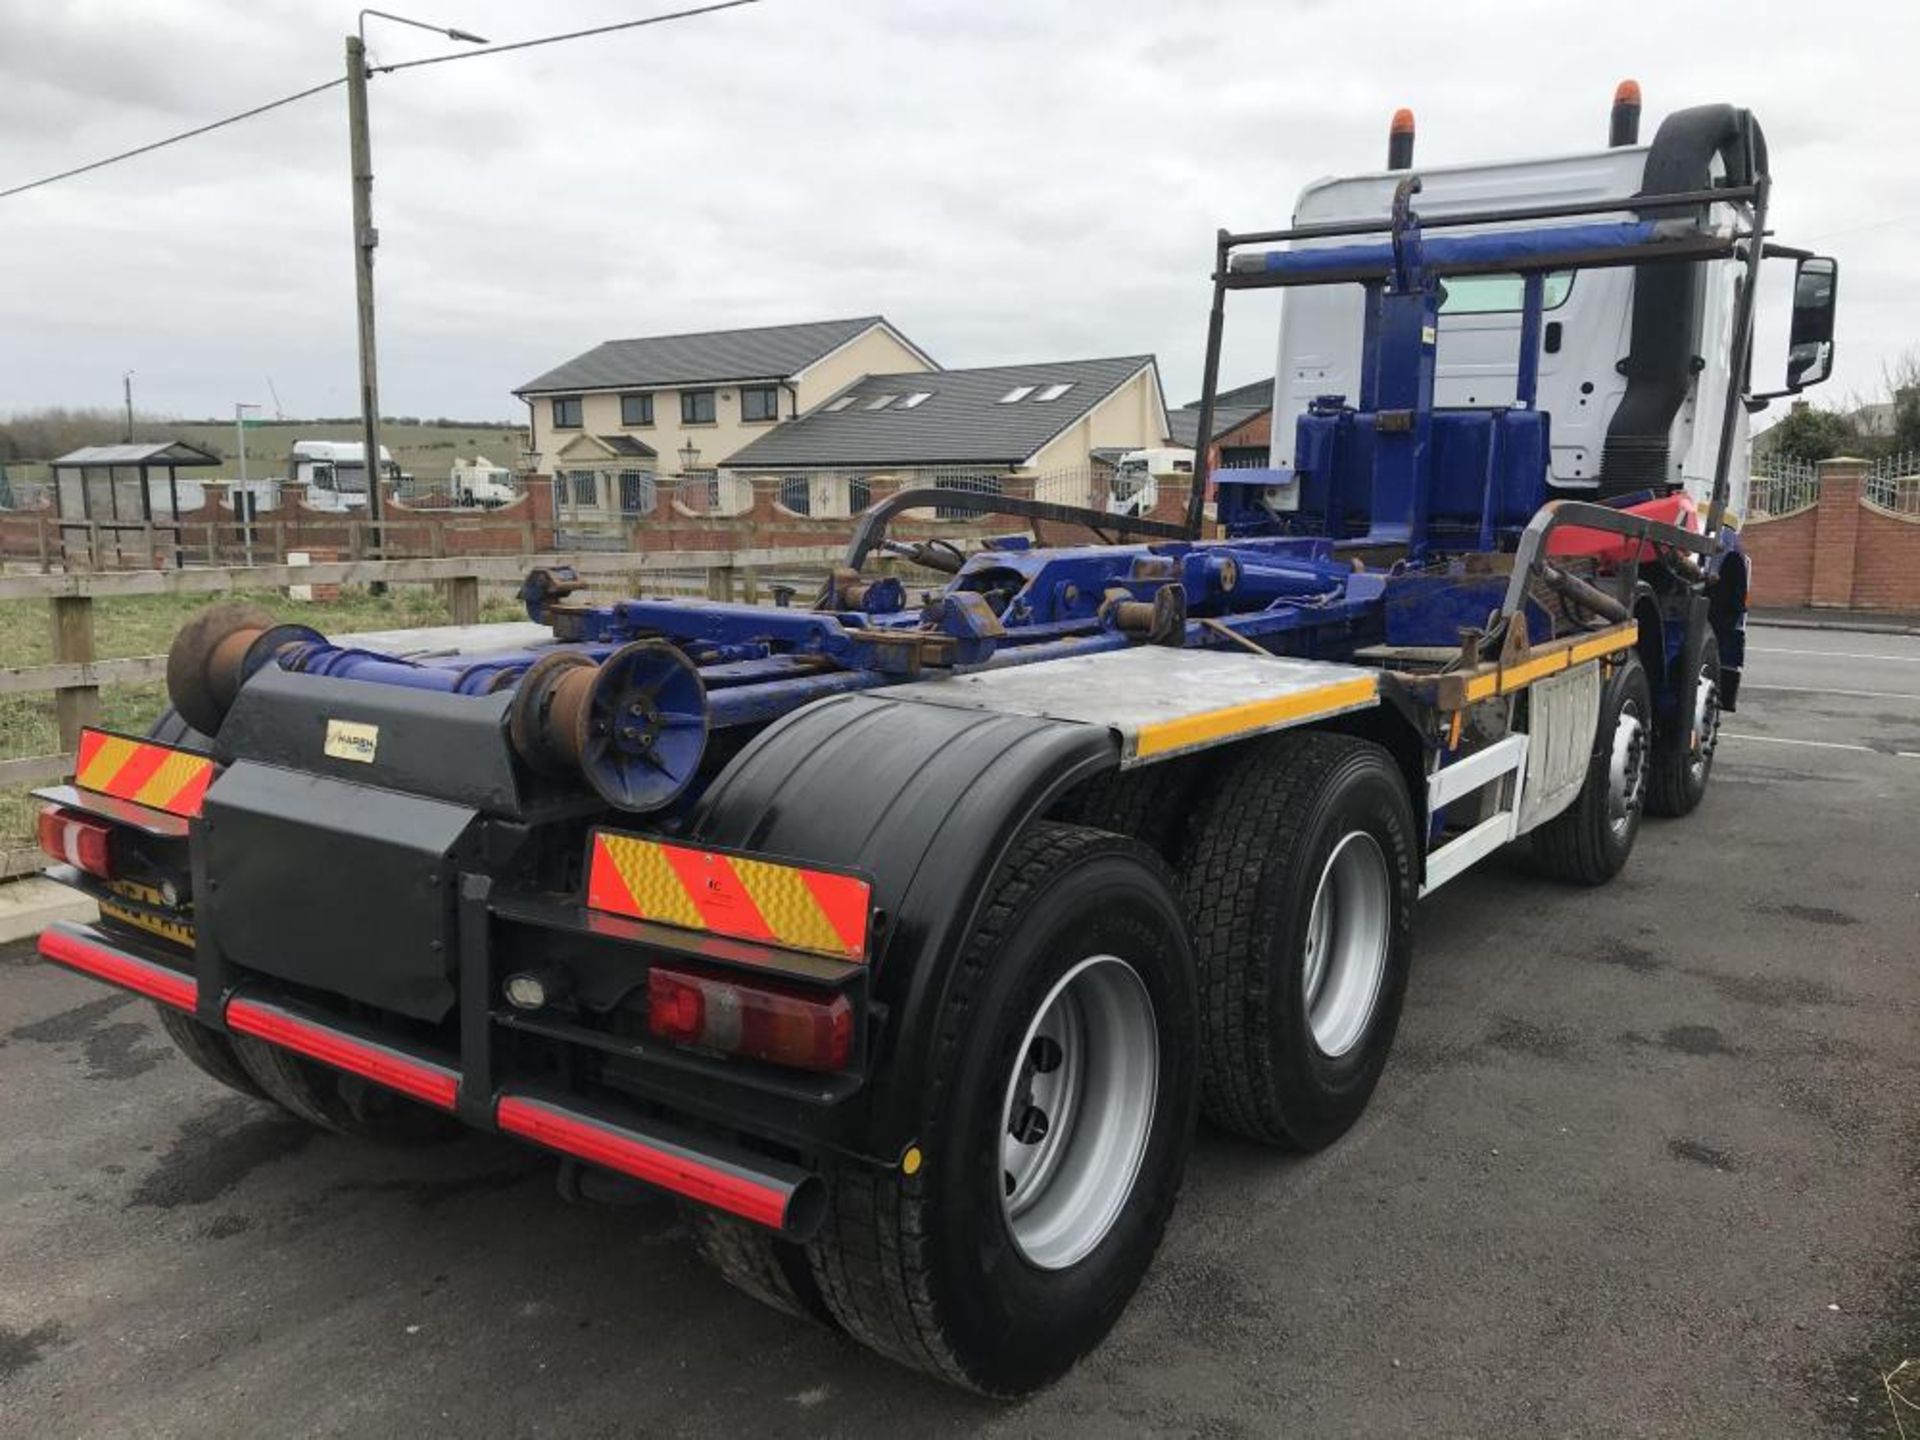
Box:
[1105, 445, 1195, 517]
[450, 456, 517, 507]
[287, 440, 400, 512]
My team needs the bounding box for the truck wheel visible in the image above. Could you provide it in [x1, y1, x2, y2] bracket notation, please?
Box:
[1647, 634, 1720, 818]
[684, 1205, 837, 1327]
[230, 1035, 461, 1143]
[1049, 755, 1200, 858]
[140, 708, 271, 1100]
[154, 1006, 269, 1099]
[1180, 731, 1416, 1150]
[1532, 655, 1652, 884]
[806, 823, 1198, 1395]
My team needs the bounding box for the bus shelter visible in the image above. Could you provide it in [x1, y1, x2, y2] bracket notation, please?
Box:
[50, 441, 220, 569]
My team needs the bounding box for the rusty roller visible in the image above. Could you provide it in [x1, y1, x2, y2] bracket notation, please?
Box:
[165, 603, 290, 736]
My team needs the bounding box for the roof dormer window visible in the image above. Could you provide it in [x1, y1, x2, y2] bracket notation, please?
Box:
[999, 385, 1036, 404]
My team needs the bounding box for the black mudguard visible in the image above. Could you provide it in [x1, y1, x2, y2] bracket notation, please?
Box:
[690, 691, 1115, 1160]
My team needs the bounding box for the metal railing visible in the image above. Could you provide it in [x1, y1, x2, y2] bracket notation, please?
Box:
[1747, 458, 1822, 518]
[670, 470, 754, 518]
[1866, 451, 1920, 516]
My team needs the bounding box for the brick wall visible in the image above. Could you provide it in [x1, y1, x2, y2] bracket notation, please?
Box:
[3, 467, 1202, 572]
[1744, 456, 1920, 612]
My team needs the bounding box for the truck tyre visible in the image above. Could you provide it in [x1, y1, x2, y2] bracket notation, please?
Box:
[684, 1205, 837, 1327]
[155, 1006, 269, 1099]
[806, 823, 1198, 1395]
[137, 708, 270, 1100]
[229, 1036, 462, 1143]
[1179, 731, 1416, 1150]
[1049, 755, 1201, 858]
[1647, 633, 1720, 818]
[134, 706, 459, 1142]
[1532, 655, 1651, 884]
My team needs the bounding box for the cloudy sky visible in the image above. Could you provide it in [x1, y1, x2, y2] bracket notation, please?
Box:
[2, 0, 1912, 425]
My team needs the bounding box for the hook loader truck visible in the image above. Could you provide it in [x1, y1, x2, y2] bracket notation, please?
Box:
[26, 85, 1836, 1394]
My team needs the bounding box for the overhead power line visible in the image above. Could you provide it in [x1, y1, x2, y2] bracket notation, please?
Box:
[0, 78, 347, 201]
[370, 0, 763, 74]
[0, 0, 766, 201]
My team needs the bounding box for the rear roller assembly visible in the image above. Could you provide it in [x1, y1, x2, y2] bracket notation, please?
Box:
[164, 603, 280, 736]
[507, 640, 708, 811]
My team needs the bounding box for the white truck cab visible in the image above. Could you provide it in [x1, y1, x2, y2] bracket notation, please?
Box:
[1107, 446, 1195, 517]
[450, 456, 517, 507]
[1268, 91, 1770, 520]
[289, 440, 398, 512]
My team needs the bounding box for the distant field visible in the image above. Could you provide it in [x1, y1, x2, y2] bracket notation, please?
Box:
[6, 419, 527, 492]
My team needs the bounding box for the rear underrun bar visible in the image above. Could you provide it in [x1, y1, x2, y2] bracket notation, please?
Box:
[34, 920, 824, 1238]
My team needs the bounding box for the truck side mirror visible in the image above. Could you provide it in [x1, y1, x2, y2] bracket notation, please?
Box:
[1785, 255, 1837, 391]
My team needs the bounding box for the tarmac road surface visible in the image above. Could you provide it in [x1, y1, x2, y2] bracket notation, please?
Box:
[1, 622, 1915, 1438]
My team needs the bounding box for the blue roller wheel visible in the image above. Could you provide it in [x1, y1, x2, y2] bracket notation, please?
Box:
[575, 640, 707, 811]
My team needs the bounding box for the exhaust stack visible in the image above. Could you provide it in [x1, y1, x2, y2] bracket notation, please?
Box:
[1609, 79, 1642, 146]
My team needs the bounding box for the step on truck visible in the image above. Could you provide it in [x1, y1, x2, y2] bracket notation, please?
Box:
[29, 89, 1837, 1395]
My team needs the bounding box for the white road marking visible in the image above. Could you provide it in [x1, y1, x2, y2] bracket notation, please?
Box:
[1721, 732, 1920, 758]
[1749, 646, 1920, 663]
[1740, 683, 1920, 700]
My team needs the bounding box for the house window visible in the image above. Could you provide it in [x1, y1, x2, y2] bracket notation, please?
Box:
[1034, 382, 1073, 402]
[618, 471, 656, 516]
[898, 391, 933, 409]
[682, 389, 716, 424]
[779, 475, 812, 516]
[823, 396, 857, 413]
[566, 470, 599, 507]
[620, 393, 654, 427]
[934, 472, 1000, 520]
[552, 396, 583, 429]
[850, 477, 872, 512]
[998, 385, 1036, 404]
[741, 385, 780, 422]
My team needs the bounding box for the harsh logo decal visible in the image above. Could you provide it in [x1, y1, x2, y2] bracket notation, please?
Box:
[323, 718, 380, 763]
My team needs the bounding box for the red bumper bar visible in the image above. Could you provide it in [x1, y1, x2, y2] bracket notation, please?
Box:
[34, 920, 823, 1237]
[39, 921, 196, 1011]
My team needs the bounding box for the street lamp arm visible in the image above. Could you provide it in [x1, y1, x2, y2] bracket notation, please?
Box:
[357, 9, 488, 46]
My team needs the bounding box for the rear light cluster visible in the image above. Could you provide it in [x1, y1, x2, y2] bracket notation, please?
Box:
[38, 806, 114, 878]
[647, 966, 852, 1073]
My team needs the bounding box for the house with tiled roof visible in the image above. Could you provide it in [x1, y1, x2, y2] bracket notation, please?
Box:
[1169, 377, 1274, 470]
[514, 316, 936, 521]
[722, 355, 1171, 518]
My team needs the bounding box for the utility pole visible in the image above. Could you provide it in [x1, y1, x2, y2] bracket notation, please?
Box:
[345, 33, 386, 583]
[343, 15, 486, 589]
[235, 401, 261, 566]
[122, 372, 134, 442]
[234, 402, 261, 487]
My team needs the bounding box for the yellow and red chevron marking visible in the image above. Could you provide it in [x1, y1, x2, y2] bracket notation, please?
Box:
[74, 729, 216, 819]
[586, 831, 872, 962]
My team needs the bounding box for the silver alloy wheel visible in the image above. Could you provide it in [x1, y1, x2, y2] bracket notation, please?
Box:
[999, 955, 1158, 1271]
[1687, 663, 1721, 784]
[1301, 831, 1392, 1058]
[1608, 699, 1648, 839]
